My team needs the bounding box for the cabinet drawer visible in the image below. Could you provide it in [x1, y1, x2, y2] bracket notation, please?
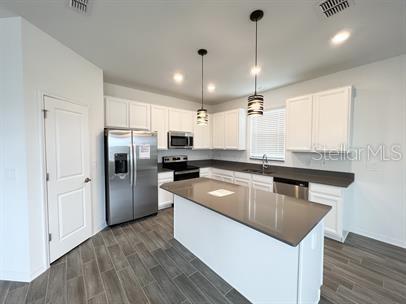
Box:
[234, 172, 251, 180]
[199, 168, 211, 175]
[158, 172, 174, 181]
[252, 174, 273, 184]
[211, 168, 234, 177]
[252, 181, 273, 192]
[309, 183, 343, 197]
[234, 178, 251, 188]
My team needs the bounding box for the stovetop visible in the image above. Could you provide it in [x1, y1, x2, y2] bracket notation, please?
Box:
[161, 155, 200, 172]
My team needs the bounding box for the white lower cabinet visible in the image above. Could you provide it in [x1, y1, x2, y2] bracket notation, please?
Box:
[309, 183, 349, 242]
[158, 172, 173, 210]
[251, 174, 273, 192]
[234, 172, 251, 188]
[199, 168, 211, 178]
[210, 169, 234, 183]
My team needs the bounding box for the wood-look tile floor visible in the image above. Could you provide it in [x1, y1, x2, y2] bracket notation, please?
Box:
[1, 207, 405, 304]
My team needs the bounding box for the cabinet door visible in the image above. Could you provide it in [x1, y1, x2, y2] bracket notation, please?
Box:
[105, 97, 128, 128]
[182, 111, 194, 133]
[158, 180, 173, 210]
[151, 105, 168, 150]
[194, 113, 211, 149]
[168, 109, 183, 132]
[309, 191, 341, 240]
[286, 95, 313, 151]
[212, 112, 225, 149]
[313, 87, 352, 151]
[225, 110, 239, 149]
[129, 101, 150, 130]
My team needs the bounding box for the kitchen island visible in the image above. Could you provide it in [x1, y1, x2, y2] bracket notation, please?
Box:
[161, 177, 331, 304]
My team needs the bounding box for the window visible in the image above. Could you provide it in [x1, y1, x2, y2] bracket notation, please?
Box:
[250, 108, 286, 161]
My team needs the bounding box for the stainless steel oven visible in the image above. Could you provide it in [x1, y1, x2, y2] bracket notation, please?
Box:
[162, 155, 200, 181]
[168, 131, 193, 149]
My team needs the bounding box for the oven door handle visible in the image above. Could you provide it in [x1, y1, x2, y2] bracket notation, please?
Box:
[174, 169, 200, 175]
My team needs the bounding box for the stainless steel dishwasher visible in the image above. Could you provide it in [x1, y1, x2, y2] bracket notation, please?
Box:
[273, 177, 309, 200]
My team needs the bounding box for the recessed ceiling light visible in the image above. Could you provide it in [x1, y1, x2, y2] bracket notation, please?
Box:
[173, 73, 184, 83]
[331, 30, 351, 45]
[250, 65, 261, 76]
[207, 83, 216, 92]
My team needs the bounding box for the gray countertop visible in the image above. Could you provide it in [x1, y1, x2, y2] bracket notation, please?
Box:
[158, 159, 354, 187]
[161, 177, 331, 247]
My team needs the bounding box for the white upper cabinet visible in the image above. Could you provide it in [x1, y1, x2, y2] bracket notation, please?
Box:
[182, 111, 194, 133]
[151, 105, 169, 150]
[312, 87, 352, 151]
[212, 109, 246, 150]
[105, 96, 128, 128]
[225, 109, 246, 150]
[168, 109, 194, 133]
[212, 112, 225, 149]
[129, 101, 150, 130]
[105, 96, 150, 130]
[168, 108, 182, 131]
[193, 113, 212, 150]
[286, 95, 313, 151]
[286, 86, 353, 152]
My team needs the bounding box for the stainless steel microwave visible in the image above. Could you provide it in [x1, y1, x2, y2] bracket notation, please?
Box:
[168, 131, 193, 149]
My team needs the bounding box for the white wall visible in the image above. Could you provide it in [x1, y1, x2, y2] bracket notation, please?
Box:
[0, 17, 105, 282]
[0, 17, 31, 282]
[212, 55, 406, 248]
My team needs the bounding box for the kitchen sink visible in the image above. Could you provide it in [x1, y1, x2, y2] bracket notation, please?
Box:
[242, 168, 273, 175]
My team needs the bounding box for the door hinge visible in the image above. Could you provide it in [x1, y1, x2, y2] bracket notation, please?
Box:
[43, 109, 48, 119]
[48, 233, 52, 242]
[46, 173, 50, 181]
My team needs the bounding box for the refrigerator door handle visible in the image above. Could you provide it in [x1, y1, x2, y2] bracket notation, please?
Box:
[130, 145, 134, 186]
[133, 144, 137, 186]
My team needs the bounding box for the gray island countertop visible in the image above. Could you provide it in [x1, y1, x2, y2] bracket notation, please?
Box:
[161, 177, 331, 247]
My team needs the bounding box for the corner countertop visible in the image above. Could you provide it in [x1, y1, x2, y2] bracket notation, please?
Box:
[158, 159, 354, 188]
[161, 177, 331, 247]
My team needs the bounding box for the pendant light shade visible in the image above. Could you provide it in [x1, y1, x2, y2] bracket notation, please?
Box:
[197, 48, 208, 126]
[197, 108, 208, 125]
[248, 94, 264, 116]
[248, 10, 264, 117]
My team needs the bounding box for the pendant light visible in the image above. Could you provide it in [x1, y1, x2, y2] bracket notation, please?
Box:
[247, 10, 264, 117]
[197, 48, 208, 126]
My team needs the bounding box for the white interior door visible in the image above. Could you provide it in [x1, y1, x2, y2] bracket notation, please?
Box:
[44, 96, 92, 262]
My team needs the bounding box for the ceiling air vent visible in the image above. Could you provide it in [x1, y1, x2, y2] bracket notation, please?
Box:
[69, 0, 89, 14]
[319, 0, 351, 18]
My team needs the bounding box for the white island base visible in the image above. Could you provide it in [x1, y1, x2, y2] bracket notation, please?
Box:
[174, 195, 325, 304]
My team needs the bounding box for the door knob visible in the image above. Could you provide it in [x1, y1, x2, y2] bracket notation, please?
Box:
[84, 177, 92, 183]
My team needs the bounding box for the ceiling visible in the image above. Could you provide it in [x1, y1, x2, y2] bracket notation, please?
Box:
[1, 0, 405, 104]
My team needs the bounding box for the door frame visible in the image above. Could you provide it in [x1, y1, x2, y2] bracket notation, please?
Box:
[38, 91, 93, 268]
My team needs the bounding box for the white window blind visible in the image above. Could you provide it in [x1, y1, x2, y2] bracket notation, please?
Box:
[250, 108, 286, 161]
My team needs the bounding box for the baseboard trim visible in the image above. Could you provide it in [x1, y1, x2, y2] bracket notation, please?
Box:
[350, 227, 406, 249]
[0, 270, 31, 282]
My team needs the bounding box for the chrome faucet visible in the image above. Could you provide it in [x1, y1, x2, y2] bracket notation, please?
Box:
[262, 154, 270, 171]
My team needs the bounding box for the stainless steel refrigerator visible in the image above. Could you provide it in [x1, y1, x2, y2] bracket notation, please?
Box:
[104, 128, 158, 225]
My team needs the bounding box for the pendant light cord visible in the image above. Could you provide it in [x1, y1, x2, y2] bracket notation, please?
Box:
[254, 19, 258, 95]
[201, 54, 204, 109]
